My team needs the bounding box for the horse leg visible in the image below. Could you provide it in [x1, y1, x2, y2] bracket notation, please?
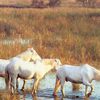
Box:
[5, 72, 9, 90]
[6, 73, 11, 92]
[60, 79, 65, 97]
[35, 79, 40, 93]
[83, 81, 93, 97]
[32, 78, 40, 95]
[21, 80, 26, 91]
[11, 75, 17, 94]
[85, 86, 88, 96]
[16, 77, 19, 91]
[53, 77, 61, 96]
[87, 84, 93, 97]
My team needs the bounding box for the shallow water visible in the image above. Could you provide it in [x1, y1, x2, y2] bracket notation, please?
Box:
[0, 73, 100, 100]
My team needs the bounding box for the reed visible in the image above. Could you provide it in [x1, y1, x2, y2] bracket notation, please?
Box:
[0, 7, 99, 67]
[0, 7, 99, 92]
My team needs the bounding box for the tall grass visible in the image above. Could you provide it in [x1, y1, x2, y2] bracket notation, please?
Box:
[0, 90, 20, 100]
[0, 7, 100, 68]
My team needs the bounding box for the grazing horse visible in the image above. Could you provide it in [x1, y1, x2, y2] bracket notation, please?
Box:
[0, 47, 41, 89]
[6, 58, 61, 94]
[21, 58, 62, 90]
[53, 64, 100, 97]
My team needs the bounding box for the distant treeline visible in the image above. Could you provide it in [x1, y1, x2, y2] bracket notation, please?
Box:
[0, 0, 99, 8]
[31, 0, 99, 8]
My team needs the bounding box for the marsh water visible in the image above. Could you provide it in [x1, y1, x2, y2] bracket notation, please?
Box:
[0, 73, 100, 100]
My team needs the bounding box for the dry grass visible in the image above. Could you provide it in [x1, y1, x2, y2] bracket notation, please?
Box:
[0, 7, 100, 68]
[0, 90, 20, 100]
[0, 6, 100, 95]
[0, 0, 31, 5]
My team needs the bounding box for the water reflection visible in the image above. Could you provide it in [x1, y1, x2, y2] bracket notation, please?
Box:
[18, 88, 91, 100]
[20, 94, 91, 100]
[0, 73, 100, 100]
[21, 94, 60, 100]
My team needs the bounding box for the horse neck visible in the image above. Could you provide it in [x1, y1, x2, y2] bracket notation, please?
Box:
[43, 64, 54, 74]
[42, 59, 52, 65]
[17, 51, 31, 61]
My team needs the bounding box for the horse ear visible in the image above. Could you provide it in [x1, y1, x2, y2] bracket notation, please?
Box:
[27, 47, 35, 53]
[55, 59, 62, 65]
[31, 48, 35, 53]
[55, 59, 58, 63]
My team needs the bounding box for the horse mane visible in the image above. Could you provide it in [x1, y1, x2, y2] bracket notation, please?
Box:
[42, 59, 54, 65]
[17, 50, 30, 57]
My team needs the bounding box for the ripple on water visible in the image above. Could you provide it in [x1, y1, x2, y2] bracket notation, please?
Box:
[0, 73, 100, 100]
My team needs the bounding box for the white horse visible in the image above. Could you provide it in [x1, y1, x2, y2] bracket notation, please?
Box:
[0, 47, 41, 89]
[21, 58, 62, 90]
[53, 64, 100, 97]
[6, 58, 61, 94]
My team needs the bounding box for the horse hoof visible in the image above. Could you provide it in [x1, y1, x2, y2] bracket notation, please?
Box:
[11, 92, 14, 95]
[32, 92, 36, 96]
[75, 96, 79, 98]
[53, 93, 57, 97]
[86, 93, 91, 97]
[21, 89, 24, 91]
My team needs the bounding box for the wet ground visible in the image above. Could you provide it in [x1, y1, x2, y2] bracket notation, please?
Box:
[0, 73, 100, 100]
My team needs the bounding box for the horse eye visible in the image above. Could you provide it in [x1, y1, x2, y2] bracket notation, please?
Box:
[31, 50, 33, 52]
[30, 49, 34, 53]
[55, 59, 57, 62]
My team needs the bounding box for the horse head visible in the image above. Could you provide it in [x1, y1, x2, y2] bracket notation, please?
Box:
[55, 59, 62, 70]
[27, 47, 42, 61]
[50, 59, 62, 70]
